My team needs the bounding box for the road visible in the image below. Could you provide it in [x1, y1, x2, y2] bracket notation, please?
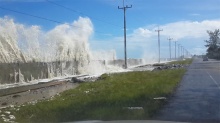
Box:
[156, 58, 220, 122]
[0, 80, 79, 108]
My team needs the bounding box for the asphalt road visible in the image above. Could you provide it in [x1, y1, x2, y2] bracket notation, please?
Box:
[156, 58, 220, 122]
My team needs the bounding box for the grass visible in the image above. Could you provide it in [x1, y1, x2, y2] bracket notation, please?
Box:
[168, 58, 193, 65]
[3, 69, 187, 123]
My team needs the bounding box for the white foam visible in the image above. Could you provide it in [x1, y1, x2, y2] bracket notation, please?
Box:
[0, 16, 144, 89]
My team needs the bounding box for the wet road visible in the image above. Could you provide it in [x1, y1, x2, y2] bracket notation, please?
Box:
[0, 81, 78, 108]
[156, 58, 220, 122]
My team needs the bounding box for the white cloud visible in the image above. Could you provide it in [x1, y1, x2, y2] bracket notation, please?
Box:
[92, 19, 220, 58]
[127, 28, 153, 43]
[127, 19, 220, 43]
[159, 20, 220, 40]
[132, 28, 152, 38]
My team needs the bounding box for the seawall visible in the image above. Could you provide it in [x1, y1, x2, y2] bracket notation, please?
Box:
[0, 59, 143, 85]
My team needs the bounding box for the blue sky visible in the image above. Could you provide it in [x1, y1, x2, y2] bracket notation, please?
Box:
[0, 0, 220, 60]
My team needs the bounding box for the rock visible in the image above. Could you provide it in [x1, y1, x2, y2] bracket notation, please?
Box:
[153, 97, 167, 100]
[5, 111, 10, 114]
[152, 63, 187, 71]
[123, 107, 144, 110]
[9, 115, 15, 120]
[12, 95, 21, 98]
[71, 77, 85, 83]
[1, 102, 7, 106]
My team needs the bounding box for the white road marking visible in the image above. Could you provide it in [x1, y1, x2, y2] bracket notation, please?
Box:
[207, 71, 220, 90]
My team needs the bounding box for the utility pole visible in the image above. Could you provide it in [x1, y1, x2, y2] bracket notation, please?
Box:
[155, 27, 163, 63]
[180, 46, 182, 59]
[186, 50, 188, 58]
[167, 37, 173, 61]
[181, 46, 184, 59]
[178, 44, 181, 59]
[175, 41, 177, 60]
[183, 47, 185, 58]
[118, 0, 132, 69]
[183, 48, 185, 58]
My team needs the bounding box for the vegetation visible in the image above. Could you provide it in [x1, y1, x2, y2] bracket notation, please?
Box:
[3, 69, 187, 123]
[168, 58, 193, 65]
[205, 29, 220, 59]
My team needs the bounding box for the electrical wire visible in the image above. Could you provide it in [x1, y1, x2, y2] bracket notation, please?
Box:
[0, 6, 63, 24]
[0, 6, 115, 35]
[45, 0, 122, 28]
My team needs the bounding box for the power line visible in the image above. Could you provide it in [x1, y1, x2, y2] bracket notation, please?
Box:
[46, 0, 82, 14]
[45, 0, 122, 28]
[0, 6, 114, 35]
[0, 6, 64, 24]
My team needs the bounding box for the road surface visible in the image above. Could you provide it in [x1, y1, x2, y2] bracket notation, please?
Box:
[156, 58, 220, 122]
[0, 80, 79, 108]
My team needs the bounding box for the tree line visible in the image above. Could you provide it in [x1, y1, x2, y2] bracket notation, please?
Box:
[205, 29, 220, 59]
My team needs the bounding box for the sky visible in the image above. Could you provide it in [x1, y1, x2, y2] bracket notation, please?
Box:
[0, 0, 220, 60]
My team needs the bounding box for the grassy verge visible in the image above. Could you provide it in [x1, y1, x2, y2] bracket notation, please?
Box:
[3, 69, 186, 122]
[168, 58, 193, 65]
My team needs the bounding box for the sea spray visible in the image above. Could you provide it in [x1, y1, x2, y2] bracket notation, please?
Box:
[0, 16, 120, 82]
[0, 17, 26, 63]
[17, 24, 42, 62]
[91, 50, 116, 61]
[142, 50, 157, 64]
[45, 17, 93, 74]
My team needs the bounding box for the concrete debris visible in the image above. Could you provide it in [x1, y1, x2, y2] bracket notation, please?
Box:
[5, 111, 10, 114]
[153, 97, 167, 100]
[9, 115, 15, 120]
[12, 95, 21, 98]
[124, 107, 144, 110]
[71, 77, 85, 83]
[153, 64, 188, 71]
[2, 117, 10, 122]
[1, 102, 7, 106]
[71, 75, 99, 83]
[9, 105, 14, 108]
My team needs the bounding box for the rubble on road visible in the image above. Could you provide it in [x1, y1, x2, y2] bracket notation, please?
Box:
[71, 75, 101, 83]
[152, 64, 189, 71]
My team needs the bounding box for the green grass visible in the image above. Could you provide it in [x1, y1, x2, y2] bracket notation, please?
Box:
[7, 69, 186, 123]
[168, 58, 193, 65]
